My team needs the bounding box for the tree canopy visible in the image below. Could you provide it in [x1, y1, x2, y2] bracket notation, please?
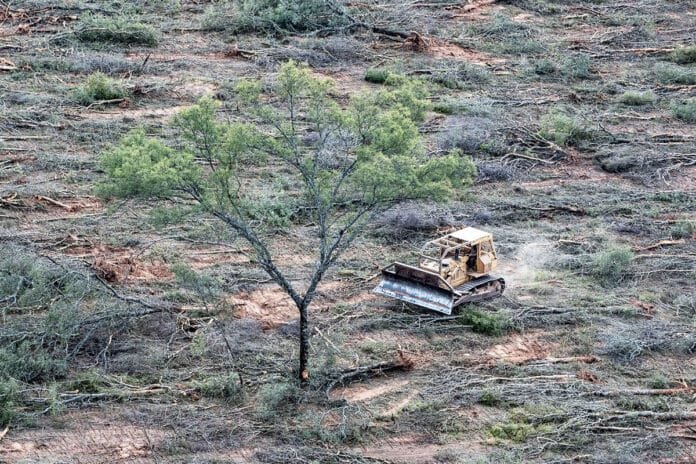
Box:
[99, 61, 476, 380]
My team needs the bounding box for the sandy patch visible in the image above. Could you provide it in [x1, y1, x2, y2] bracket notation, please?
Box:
[0, 415, 169, 464]
[485, 332, 551, 365]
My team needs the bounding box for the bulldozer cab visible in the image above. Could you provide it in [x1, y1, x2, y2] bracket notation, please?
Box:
[420, 227, 498, 280]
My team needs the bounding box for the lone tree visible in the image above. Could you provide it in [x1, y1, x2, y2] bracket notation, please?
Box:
[99, 61, 475, 381]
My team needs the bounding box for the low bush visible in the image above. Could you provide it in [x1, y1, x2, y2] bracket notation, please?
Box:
[0, 379, 18, 427]
[201, 0, 348, 35]
[256, 381, 301, 420]
[533, 59, 557, 75]
[428, 61, 490, 88]
[74, 72, 126, 105]
[562, 54, 591, 79]
[539, 109, 592, 146]
[653, 63, 696, 85]
[460, 308, 507, 336]
[670, 99, 696, 123]
[489, 422, 535, 442]
[670, 220, 695, 239]
[668, 46, 696, 64]
[591, 245, 633, 286]
[194, 374, 246, 405]
[618, 91, 656, 106]
[364, 68, 392, 84]
[76, 14, 159, 47]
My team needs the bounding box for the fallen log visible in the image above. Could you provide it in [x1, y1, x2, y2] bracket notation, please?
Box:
[326, 352, 414, 398]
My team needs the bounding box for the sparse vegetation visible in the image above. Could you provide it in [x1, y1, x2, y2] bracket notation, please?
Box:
[562, 54, 592, 79]
[76, 14, 159, 46]
[668, 46, 696, 64]
[670, 98, 696, 123]
[591, 245, 634, 286]
[2, 1, 694, 462]
[74, 72, 126, 105]
[539, 109, 593, 146]
[618, 91, 655, 106]
[653, 63, 696, 85]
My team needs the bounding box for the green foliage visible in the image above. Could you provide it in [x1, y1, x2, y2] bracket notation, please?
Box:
[670, 220, 695, 239]
[0, 342, 67, 383]
[428, 62, 490, 89]
[647, 373, 669, 389]
[64, 370, 109, 394]
[591, 245, 634, 286]
[98, 129, 200, 198]
[202, 0, 348, 34]
[74, 72, 126, 105]
[460, 308, 507, 336]
[194, 374, 246, 404]
[0, 379, 18, 427]
[364, 68, 392, 84]
[670, 99, 696, 123]
[562, 54, 591, 79]
[533, 59, 557, 75]
[618, 91, 655, 106]
[539, 109, 592, 146]
[489, 422, 535, 442]
[653, 63, 696, 85]
[669, 46, 696, 64]
[256, 381, 301, 420]
[479, 390, 502, 406]
[76, 14, 159, 46]
[101, 61, 474, 224]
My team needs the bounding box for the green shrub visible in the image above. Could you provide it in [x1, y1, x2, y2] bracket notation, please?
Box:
[194, 374, 246, 404]
[364, 68, 391, 84]
[618, 91, 656, 106]
[533, 59, 557, 75]
[669, 46, 696, 64]
[460, 308, 507, 336]
[670, 220, 695, 239]
[670, 99, 696, 123]
[201, 0, 347, 35]
[428, 62, 489, 88]
[0, 343, 67, 383]
[76, 14, 159, 47]
[0, 379, 18, 427]
[256, 381, 301, 420]
[591, 245, 634, 286]
[562, 54, 591, 79]
[75, 72, 126, 105]
[539, 109, 592, 146]
[489, 422, 534, 442]
[647, 373, 669, 389]
[479, 390, 502, 406]
[653, 63, 696, 85]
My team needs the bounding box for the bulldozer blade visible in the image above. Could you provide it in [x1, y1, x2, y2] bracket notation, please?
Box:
[373, 271, 455, 315]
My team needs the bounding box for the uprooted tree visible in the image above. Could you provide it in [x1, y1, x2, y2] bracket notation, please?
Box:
[99, 61, 475, 381]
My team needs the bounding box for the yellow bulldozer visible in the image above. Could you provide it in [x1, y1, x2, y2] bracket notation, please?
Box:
[373, 227, 505, 315]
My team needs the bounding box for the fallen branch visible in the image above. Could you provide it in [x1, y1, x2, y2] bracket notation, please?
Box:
[35, 195, 74, 211]
[583, 386, 696, 397]
[85, 98, 126, 109]
[633, 239, 686, 252]
[326, 352, 414, 398]
[527, 355, 599, 365]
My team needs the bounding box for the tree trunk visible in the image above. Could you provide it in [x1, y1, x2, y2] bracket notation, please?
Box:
[298, 302, 310, 382]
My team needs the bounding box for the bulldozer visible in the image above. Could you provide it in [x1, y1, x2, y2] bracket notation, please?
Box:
[373, 227, 505, 315]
